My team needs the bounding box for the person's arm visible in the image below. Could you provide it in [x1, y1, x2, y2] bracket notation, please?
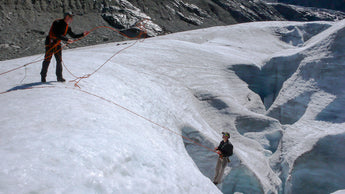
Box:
[215, 141, 223, 150]
[215, 141, 224, 156]
[67, 27, 84, 39]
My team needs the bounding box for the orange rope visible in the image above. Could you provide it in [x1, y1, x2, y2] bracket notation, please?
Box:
[77, 88, 217, 153]
[0, 85, 217, 153]
[69, 40, 140, 88]
[0, 42, 63, 76]
[0, 18, 218, 154]
[0, 19, 150, 77]
[67, 19, 150, 88]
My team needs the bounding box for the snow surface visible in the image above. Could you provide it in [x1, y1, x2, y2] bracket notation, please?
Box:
[1, 20, 345, 194]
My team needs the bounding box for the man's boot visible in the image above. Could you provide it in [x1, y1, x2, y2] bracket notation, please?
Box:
[57, 77, 66, 82]
[40, 61, 49, 83]
[56, 61, 65, 82]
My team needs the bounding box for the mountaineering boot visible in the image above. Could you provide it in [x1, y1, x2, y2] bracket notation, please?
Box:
[55, 60, 64, 82]
[57, 77, 66, 82]
[56, 61, 65, 82]
[40, 61, 49, 83]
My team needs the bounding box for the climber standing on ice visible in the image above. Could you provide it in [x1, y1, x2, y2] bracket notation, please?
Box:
[40, 11, 88, 82]
[213, 132, 233, 185]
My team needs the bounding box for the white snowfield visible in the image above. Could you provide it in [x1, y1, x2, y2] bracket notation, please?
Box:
[1, 19, 344, 194]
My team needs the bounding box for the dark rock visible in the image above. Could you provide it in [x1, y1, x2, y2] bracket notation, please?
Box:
[0, 0, 344, 61]
[271, 3, 345, 21]
[274, 0, 345, 13]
